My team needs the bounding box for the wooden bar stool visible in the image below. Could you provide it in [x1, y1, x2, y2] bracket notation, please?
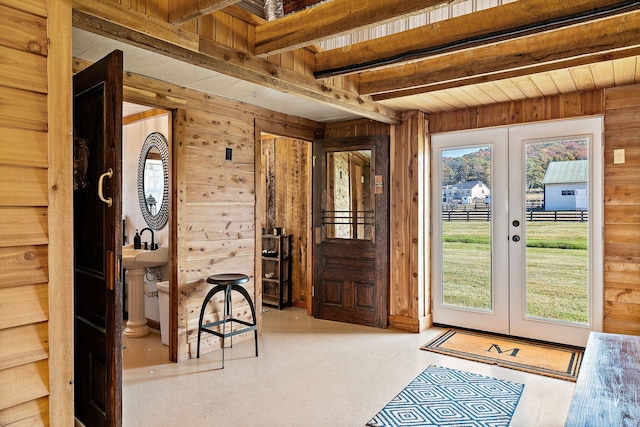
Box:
[196, 273, 258, 368]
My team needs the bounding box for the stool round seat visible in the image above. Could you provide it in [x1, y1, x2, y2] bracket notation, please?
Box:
[206, 273, 249, 286]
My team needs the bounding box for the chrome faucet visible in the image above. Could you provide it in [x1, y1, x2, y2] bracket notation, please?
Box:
[139, 227, 155, 250]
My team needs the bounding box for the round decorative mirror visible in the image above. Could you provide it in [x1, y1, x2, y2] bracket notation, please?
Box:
[137, 132, 169, 230]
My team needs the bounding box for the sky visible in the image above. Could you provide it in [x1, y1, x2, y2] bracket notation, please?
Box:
[442, 146, 490, 158]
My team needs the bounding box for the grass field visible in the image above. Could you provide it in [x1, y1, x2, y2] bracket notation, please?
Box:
[441, 221, 589, 323]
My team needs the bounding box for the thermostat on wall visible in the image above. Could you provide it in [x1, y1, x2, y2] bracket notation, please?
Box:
[613, 149, 625, 164]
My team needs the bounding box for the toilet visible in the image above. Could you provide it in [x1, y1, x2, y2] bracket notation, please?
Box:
[156, 281, 169, 346]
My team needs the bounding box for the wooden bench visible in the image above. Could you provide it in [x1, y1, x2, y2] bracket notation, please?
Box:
[565, 332, 640, 426]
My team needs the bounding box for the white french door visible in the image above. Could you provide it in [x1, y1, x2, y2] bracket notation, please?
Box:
[431, 117, 603, 347]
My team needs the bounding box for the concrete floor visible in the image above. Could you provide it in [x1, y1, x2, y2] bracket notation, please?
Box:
[122, 307, 575, 426]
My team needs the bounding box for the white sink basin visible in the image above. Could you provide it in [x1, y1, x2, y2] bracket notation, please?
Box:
[122, 245, 169, 269]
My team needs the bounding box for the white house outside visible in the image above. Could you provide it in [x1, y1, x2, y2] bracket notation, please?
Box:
[542, 160, 588, 211]
[443, 180, 490, 206]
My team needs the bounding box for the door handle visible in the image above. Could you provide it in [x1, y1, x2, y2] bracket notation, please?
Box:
[98, 168, 113, 207]
[512, 235, 520, 242]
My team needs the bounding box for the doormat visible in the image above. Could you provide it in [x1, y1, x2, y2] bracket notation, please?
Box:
[366, 365, 524, 427]
[421, 329, 584, 382]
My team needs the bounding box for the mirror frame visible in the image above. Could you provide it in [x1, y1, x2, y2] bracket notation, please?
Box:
[137, 132, 169, 230]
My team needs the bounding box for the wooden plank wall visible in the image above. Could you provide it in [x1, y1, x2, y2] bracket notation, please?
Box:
[389, 111, 431, 332]
[260, 136, 311, 304]
[179, 106, 258, 359]
[325, 119, 390, 139]
[262, 138, 277, 233]
[0, 0, 50, 423]
[429, 90, 605, 133]
[0, 0, 73, 424]
[603, 84, 640, 335]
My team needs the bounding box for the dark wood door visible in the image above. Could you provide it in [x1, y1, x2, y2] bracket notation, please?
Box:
[73, 50, 123, 426]
[312, 136, 389, 327]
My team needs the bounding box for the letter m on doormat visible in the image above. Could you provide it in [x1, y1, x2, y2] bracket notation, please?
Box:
[487, 344, 520, 357]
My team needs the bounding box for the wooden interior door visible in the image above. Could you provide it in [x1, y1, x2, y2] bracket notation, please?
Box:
[312, 136, 389, 327]
[73, 50, 123, 426]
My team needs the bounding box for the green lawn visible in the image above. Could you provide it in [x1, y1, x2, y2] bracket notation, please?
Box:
[441, 221, 589, 323]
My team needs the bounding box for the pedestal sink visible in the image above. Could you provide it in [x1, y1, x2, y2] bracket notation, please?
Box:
[122, 245, 168, 337]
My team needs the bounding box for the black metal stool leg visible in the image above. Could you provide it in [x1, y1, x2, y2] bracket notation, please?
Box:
[197, 285, 222, 358]
[227, 284, 233, 351]
[222, 284, 236, 368]
[231, 284, 259, 357]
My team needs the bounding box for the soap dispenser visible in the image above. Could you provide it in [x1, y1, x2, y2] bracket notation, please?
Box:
[133, 229, 141, 250]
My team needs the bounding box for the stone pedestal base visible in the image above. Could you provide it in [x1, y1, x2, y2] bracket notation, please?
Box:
[124, 268, 150, 337]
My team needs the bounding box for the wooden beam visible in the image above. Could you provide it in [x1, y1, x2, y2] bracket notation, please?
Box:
[316, 0, 627, 78]
[123, 109, 169, 125]
[169, 0, 243, 25]
[224, 4, 266, 26]
[72, 0, 400, 124]
[255, 0, 461, 57]
[284, 0, 324, 15]
[73, 0, 199, 49]
[48, 0, 75, 424]
[373, 47, 640, 101]
[359, 9, 640, 97]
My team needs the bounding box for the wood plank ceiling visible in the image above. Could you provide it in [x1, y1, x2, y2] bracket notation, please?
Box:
[85, 0, 640, 121]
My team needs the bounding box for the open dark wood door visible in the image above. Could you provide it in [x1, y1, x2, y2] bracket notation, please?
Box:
[313, 136, 389, 327]
[73, 50, 123, 426]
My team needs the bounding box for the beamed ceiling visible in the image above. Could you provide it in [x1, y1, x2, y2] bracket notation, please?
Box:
[72, 0, 640, 124]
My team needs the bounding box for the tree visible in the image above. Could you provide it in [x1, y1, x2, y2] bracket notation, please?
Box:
[441, 140, 587, 192]
[525, 139, 588, 190]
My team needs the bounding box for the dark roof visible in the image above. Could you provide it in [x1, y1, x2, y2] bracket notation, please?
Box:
[458, 180, 486, 189]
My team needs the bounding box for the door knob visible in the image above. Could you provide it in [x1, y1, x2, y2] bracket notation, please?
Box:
[512, 235, 520, 242]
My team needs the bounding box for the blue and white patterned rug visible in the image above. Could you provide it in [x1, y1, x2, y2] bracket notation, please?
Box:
[366, 365, 524, 427]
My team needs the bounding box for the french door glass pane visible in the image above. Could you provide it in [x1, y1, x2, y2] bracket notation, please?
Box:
[524, 138, 590, 324]
[440, 146, 492, 310]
